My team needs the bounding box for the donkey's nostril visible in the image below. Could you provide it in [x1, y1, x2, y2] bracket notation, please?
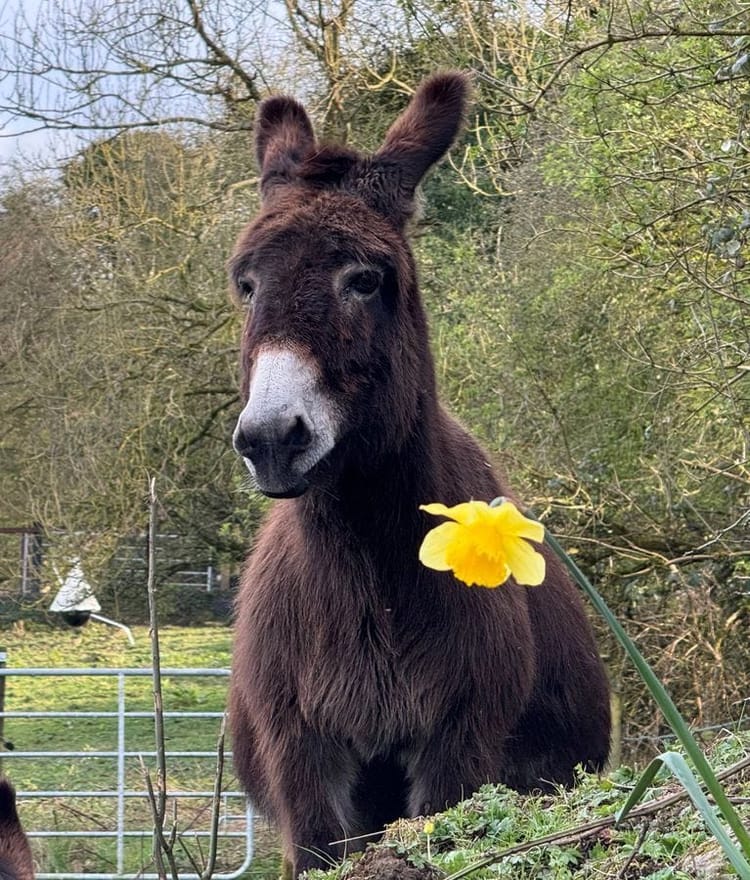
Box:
[284, 414, 313, 451]
[233, 428, 257, 459]
[234, 409, 314, 462]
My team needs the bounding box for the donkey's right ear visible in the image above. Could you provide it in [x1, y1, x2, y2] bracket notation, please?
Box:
[255, 96, 316, 195]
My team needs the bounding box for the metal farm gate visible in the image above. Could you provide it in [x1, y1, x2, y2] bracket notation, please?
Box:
[0, 664, 254, 880]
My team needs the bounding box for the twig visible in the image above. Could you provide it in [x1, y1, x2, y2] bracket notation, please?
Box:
[144, 477, 226, 880]
[148, 478, 167, 822]
[200, 714, 227, 880]
[177, 836, 203, 876]
[146, 478, 179, 880]
[616, 819, 651, 879]
[142, 761, 180, 880]
[186, 0, 260, 101]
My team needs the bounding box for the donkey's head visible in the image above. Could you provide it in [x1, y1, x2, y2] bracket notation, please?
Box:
[230, 73, 469, 498]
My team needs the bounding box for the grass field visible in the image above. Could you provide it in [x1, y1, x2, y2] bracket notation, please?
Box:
[4, 621, 749, 879]
[0, 621, 281, 878]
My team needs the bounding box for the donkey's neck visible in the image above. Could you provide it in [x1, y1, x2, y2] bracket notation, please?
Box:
[295, 393, 501, 608]
[301, 395, 456, 544]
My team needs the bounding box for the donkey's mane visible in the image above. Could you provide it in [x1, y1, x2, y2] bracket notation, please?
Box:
[295, 145, 360, 187]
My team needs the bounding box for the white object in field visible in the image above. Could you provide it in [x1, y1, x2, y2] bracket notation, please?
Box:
[50, 561, 101, 613]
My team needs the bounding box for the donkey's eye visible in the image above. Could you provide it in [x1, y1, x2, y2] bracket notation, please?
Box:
[237, 278, 255, 303]
[346, 269, 382, 298]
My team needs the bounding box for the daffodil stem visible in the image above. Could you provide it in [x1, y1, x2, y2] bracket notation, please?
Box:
[543, 529, 750, 857]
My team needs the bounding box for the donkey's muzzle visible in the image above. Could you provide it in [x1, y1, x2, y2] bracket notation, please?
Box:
[234, 411, 314, 498]
[233, 347, 338, 498]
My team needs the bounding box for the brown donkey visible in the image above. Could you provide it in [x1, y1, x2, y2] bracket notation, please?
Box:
[228, 72, 610, 877]
[0, 779, 34, 880]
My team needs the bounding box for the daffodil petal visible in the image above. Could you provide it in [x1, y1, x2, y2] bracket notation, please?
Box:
[502, 537, 546, 586]
[420, 502, 455, 518]
[420, 501, 481, 525]
[492, 501, 545, 544]
[418, 522, 461, 571]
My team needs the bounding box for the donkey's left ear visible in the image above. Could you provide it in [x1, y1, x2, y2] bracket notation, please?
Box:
[373, 72, 470, 195]
[255, 96, 316, 198]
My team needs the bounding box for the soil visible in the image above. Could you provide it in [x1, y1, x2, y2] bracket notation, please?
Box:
[345, 847, 442, 880]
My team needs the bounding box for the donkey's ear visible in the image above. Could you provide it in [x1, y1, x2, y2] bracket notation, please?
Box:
[373, 72, 470, 194]
[255, 96, 316, 195]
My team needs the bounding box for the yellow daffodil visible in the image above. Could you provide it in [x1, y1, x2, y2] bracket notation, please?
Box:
[419, 498, 546, 588]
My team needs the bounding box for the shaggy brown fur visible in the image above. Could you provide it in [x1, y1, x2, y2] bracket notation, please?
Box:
[228, 72, 610, 878]
[0, 779, 34, 880]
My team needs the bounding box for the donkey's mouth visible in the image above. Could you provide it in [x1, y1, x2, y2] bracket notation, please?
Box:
[261, 478, 309, 499]
[238, 448, 317, 499]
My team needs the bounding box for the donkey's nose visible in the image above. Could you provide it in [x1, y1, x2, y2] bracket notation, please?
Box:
[233, 410, 314, 463]
[234, 408, 315, 498]
[233, 347, 337, 497]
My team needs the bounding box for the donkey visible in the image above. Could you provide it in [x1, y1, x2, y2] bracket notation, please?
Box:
[0, 779, 34, 880]
[228, 72, 610, 877]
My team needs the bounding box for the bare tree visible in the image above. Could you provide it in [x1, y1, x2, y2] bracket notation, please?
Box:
[0, 0, 276, 139]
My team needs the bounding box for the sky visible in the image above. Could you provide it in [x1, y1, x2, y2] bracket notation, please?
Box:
[0, 0, 286, 171]
[0, 0, 77, 169]
[0, 120, 60, 166]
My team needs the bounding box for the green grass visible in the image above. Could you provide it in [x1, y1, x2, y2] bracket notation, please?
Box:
[1, 619, 233, 668]
[0, 621, 281, 878]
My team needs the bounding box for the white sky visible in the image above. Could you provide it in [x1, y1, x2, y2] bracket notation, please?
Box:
[0, 0, 46, 165]
[0, 121, 61, 165]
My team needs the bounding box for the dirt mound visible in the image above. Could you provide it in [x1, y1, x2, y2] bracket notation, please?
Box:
[346, 847, 441, 880]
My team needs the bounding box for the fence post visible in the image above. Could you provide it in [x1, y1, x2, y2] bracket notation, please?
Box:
[117, 672, 126, 876]
[20, 524, 43, 598]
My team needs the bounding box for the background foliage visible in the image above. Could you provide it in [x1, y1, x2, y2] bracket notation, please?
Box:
[1, 0, 749, 759]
